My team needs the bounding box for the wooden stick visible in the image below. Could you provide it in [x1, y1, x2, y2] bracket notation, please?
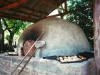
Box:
[18, 48, 36, 75]
[11, 32, 44, 75]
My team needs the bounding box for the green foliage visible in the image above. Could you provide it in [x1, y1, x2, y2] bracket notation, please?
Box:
[65, 0, 93, 49]
[2, 18, 31, 47]
[5, 34, 9, 40]
[4, 19, 30, 35]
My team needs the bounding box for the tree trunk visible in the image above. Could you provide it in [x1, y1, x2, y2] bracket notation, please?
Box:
[8, 32, 14, 52]
[94, 0, 100, 75]
[0, 18, 4, 53]
[8, 33, 14, 47]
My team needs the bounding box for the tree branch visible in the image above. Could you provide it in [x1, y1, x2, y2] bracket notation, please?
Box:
[48, 4, 92, 17]
[2, 18, 12, 32]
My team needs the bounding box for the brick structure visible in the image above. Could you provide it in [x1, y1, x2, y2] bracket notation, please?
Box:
[23, 40, 35, 56]
[0, 55, 96, 75]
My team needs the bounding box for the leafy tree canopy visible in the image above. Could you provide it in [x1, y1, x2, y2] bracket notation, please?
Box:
[65, 0, 93, 50]
[1, 18, 31, 52]
[58, 0, 93, 49]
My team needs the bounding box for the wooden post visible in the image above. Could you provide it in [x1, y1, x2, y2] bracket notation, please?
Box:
[94, 0, 100, 75]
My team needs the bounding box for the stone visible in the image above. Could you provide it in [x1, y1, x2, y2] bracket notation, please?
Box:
[0, 56, 96, 75]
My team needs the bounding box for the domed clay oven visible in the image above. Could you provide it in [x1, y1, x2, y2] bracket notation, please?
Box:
[17, 17, 90, 57]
